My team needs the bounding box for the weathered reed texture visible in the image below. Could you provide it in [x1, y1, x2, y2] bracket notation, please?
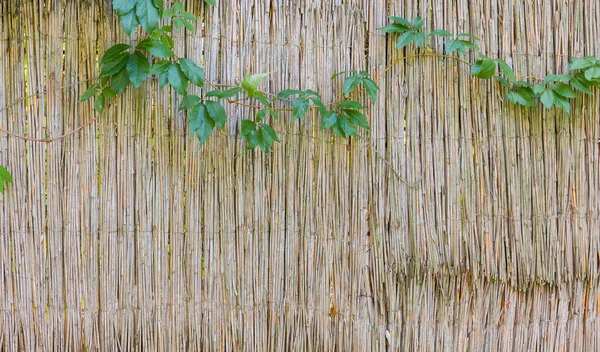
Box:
[1, 0, 599, 350]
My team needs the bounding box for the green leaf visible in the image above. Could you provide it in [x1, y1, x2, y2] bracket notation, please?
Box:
[181, 18, 195, 32]
[363, 78, 380, 101]
[338, 100, 362, 110]
[102, 86, 117, 99]
[379, 23, 409, 33]
[0, 165, 14, 184]
[506, 87, 536, 107]
[79, 84, 101, 102]
[173, 17, 184, 31]
[310, 97, 327, 114]
[346, 110, 370, 130]
[111, 68, 130, 93]
[114, 0, 136, 14]
[413, 33, 426, 47]
[428, 29, 453, 37]
[126, 52, 150, 89]
[153, 0, 164, 11]
[471, 59, 496, 79]
[167, 63, 188, 94]
[343, 76, 361, 95]
[277, 89, 304, 99]
[163, 8, 174, 18]
[205, 87, 242, 99]
[496, 59, 516, 83]
[160, 33, 175, 49]
[540, 89, 554, 109]
[136, 0, 159, 32]
[552, 83, 577, 98]
[544, 74, 571, 84]
[188, 103, 215, 145]
[533, 84, 545, 95]
[94, 93, 106, 113]
[569, 56, 597, 71]
[256, 126, 273, 153]
[119, 10, 140, 34]
[242, 73, 269, 97]
[204, 0, 217, 5]
[173, 2, 182, 13]
[584, 66, 600, 80]
[179, 94, 200, 110]
[254, 92, 270, 106]
[100, 44, 131, 76]
[205, 100, 227, 129]
[178, 58, 204, 86]
[388, 16, 412, 28]
[459, 39, 479, 50]
[180, 11, 197, 21]
[396, 32, 415, 49]
[412, 17, 424, 31]
[136, 39, 174, 58]
[570, 74, 593, 94]
[241, 120, 259, 149]
[552, 94, 571, 113]
[158, 71, 169, 87]
[322, 112, 337, 129]
[339, 113, 357, 136]
[261, 124, 279, 142]
[292, 97, 310, 120]
[445, 40, 462, 54]
[497, 76, 510, 87]
[149, 60, 171, 75]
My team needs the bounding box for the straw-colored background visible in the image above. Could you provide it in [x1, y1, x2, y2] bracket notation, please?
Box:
[1, 0, 599, 350]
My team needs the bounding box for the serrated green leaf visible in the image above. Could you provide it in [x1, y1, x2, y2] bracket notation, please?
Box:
[413, 32, 426, 47]
[188, 103, 215, 145]
[163, 8, 174, 18]
[136, 0, 159, 32]
[262, 124, 279, 142]
[552, 94, 571, 113]
[110, 68, 130, 93]
[540, 89, 554, 109]
[343, 76, 361, 95]
[363, 78, 380, 101]
[338, 100, 362, 110]
[79, 84, 101, 102]
[100, 44, 131, 76]
[396, 32, 414, 49]
[173, 2, 182, 13]
[497, 76, 510, 87]
[569, 56, 597, 71]
[471, 59, 496, 79]
[533, 84, 545, 95]
[570, 74, 593, 94]
[205, 100, 227, 129]
[149, 60, 171, 75]
[241, 120, 259, 149]
[254, 92, 270, 106]
[379, 23, 410, 33]
[310, 97, 327, 114]
[119, 10, 140, 34]
[242, 73, 268, 97]
[584, 66, 600, 80]
[181, 18, 195, 32]
[346, 110, 370, 130]
[178, 58, 204, 86]
[445, 40, 462, 54]
[412, 17, 424, 31]
[277, 89, 304, 99]
[94, 93, 106, 113]
[180, 11, 197, 21]
[167, 63, 188, 94]
[160, 34, 174, 49]
[126, 52, 150, 89]
[339, 113, 357, 136]
[496, 59, 516, 83]
[114, 0, 136, 15]
[506, 87, 536, 108]
[322, 112, 337, 129]
[388, 16, 412, 28]
[158, 71, 169, 87]
[102, 86, 117, 99]
[552, 83, 577, 98]
[205, 87, 242, 99]
[179, 94, 200, 110]
[136, 38, 174, 58]
[0, 165, 14, 184]
[257, 127, 273, 153]
[292, 97, 310, 120]
[173, 17, 184, 31]
[459, 39, 478, 50]
[428, 29, 453, 37]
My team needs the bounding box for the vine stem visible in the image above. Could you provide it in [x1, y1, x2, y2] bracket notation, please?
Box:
[0, 52, 543, 143]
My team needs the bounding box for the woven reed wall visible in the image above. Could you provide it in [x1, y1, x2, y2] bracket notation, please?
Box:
[0, 0, 599, 350]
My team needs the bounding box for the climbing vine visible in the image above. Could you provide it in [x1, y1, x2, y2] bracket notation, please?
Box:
[1, 3, 600, 193]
